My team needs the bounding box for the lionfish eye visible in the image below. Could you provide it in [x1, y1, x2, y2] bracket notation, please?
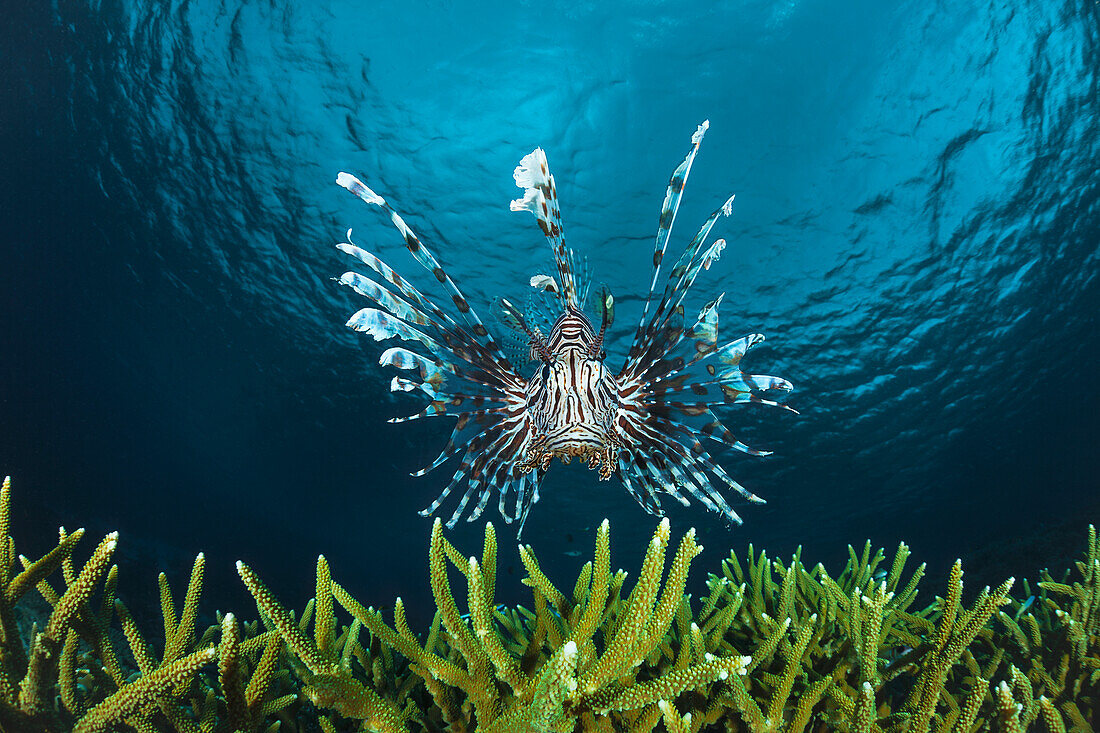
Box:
[541, 363, 551, 381]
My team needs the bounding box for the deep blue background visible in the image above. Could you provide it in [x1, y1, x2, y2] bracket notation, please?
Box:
[2, 0, 1098, 628]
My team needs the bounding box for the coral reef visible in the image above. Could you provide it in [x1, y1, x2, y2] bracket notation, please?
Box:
[240, 518, 750, 732]
[0, 471, 1096, 731]
[241, 520, 1097, 732]
[0, 477, 300, 732]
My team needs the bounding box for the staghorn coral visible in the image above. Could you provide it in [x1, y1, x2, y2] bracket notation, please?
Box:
[984, 524, 1100, 731]
[1, 469, 1098, 732]
[703, 541, 1018, 731]
[236, 517, 1099, 732]
[0, 476, 302, 733]
[236, 554, 412, 732]
[240, 518, 752, 732]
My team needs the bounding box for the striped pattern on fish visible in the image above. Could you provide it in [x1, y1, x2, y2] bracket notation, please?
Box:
[334, 121, 795, 534]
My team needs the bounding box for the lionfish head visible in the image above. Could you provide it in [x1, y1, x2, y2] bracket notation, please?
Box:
[519, 300, 621, 480]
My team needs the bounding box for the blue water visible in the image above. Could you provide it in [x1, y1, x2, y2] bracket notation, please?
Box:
[2, 0, 1097, 627]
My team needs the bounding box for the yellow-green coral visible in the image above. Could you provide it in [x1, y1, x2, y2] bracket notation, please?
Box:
[987, 523, 1100, 732]
[238, 517, 754, 732]
[231, 515, 1100, 732]
[0, 476, 304, 733]
[237, 557, 410, 732]
[2, 470, 1099, 732]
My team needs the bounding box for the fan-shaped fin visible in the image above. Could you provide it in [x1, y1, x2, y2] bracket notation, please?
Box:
[337, 176, 538, 529]
[337, 173, 501, 351]
[337, 237, 518, 387]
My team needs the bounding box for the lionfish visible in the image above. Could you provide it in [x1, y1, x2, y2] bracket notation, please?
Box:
[334, 121, 794, 534]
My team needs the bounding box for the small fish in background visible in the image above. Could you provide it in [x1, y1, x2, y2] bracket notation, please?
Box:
[334, 121, 795, 535]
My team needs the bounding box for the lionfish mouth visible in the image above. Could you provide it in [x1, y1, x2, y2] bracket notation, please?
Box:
[519, 424, 619, 481]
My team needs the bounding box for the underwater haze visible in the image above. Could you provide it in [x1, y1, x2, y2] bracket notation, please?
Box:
[2, 0, 1098, 628]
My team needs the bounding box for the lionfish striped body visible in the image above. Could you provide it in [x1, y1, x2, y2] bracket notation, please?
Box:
[520, 305, 621, 479]
[335, 121, 794, 533]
